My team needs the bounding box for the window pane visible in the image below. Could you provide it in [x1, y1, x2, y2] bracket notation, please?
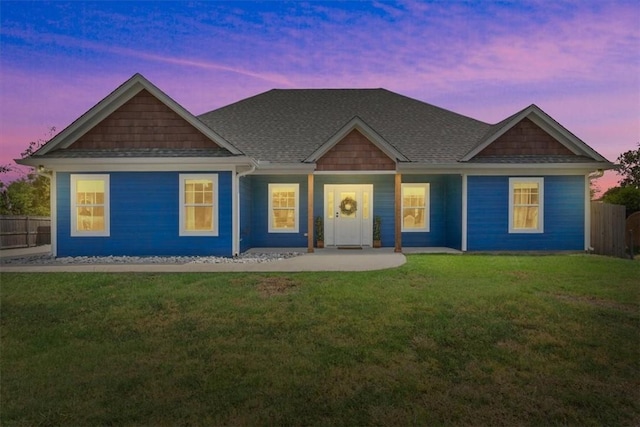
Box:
[363, 191, 369, 219]
[204, 190, 213, 204]
[76, 180, 105, 205]
[75, 179, 106, 232]
[185, 179, 213, 205]
[77, 180, 104, 193]
[77, 206, 104, 231]
[269, 184, 298, 232]
[185, 206, 212, 231]
[512, 181, 540, 230]
[403, 208, 425, 229]
[401, 184, 429, 231]
[514, 183, 538, 205]
[272, 209, 295, 229]
[513, 206, 538, 229]
[326, 191, 334, 218]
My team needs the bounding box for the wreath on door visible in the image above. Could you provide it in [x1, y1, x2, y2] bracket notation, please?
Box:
[339, 196, 358, 216]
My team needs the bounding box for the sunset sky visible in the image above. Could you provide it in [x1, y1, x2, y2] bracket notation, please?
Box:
[1, 1, 638, 193]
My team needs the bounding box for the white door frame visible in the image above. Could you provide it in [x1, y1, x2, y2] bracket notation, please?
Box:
[324, 184, 373, 247]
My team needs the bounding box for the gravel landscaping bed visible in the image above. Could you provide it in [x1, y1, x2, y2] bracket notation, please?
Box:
[0, 252, 304, 266]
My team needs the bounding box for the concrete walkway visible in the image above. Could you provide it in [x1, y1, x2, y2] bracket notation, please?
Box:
[0, 246, 460, 273]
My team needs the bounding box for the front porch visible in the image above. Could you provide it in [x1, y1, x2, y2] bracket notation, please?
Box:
[240, 173, 464, 254]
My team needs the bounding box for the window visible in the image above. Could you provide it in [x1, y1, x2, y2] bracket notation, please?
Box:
[179, 174, 218, 236]
[269, 183, 299, 233]
[401, 183, 430, 232]
[71, 174, 110, 237]
[509, 178, 544, 233]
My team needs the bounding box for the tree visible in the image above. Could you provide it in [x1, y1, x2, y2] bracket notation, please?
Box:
[602, 185, 640, 217]
[0, 127, 56, 215]
[616, 143, 640, 188]
[0, 172, 51, 216]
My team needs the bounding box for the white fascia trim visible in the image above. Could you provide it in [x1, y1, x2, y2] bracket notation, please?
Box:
[313, 170, 397, 175]
[304, 117, 408, 163]
[253, 162, 316, 175]
[18, 157, 253, 172]
[36, 73, 241, 156]
[398, 162, 613, 175]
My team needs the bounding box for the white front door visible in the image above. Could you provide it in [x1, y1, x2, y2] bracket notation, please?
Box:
[324, 184, 373, 247]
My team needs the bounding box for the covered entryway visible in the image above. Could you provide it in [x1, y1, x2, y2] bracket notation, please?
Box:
[324, 184, 373, 247]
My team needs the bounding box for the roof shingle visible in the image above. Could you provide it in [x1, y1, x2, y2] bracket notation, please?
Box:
[198, 89, 492, 163]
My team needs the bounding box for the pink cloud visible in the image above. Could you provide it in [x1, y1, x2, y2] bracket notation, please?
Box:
[1, 0, 637, 198]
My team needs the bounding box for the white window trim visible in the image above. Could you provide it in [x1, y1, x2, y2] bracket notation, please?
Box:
[401, 183, 430, 232]
[179, 174, 219, 236]
[509, 177, 544, 234]
[268, 183, 299, 233]
[70, 174, 110, 237]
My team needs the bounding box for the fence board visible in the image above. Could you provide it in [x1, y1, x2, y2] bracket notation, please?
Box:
[590, 202, 626, 258]
[627, 211, 640, 253]
[0, 216, 51, 249]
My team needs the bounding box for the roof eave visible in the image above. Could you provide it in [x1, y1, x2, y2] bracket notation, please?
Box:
[252, 161, 316, 175]
[16, 155, 255, 171]
[398, 161, 614, 174]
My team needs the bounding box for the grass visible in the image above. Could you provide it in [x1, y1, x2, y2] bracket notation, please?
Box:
[1, 255, 639, 426]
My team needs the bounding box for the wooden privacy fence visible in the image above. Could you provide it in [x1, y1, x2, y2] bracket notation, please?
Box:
[590, 202, 626, 258]
[0, 216, 51, 249]
[627, 211, 640, 253]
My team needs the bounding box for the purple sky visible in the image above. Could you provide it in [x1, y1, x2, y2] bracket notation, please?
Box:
[1, 1, 638, 193]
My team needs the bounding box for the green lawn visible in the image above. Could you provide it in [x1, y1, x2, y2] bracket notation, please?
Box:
[1, 255, 639, 426]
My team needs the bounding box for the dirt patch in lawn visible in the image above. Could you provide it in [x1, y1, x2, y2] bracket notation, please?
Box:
[256, 276, 299, 297]
[550, 293, 637, 315]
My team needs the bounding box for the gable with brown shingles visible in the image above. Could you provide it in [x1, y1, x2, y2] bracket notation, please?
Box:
[68, 90, 218, 150]
[316, 129, 396, 171]
[477, 118, 574, 157]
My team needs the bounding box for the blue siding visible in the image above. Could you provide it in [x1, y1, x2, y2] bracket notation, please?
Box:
[445, 175, 462, 250]
[239, 175, 253, 252]
[314, 175, 396, 247]
[57, 172, 233, 257]
[248, 175, 309, 247]
[467, 175, 585, 251]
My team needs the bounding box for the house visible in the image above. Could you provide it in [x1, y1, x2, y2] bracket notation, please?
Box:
[18, 73, 612, 257]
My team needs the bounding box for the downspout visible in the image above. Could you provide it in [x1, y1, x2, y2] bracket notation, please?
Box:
[233, 163, 256, 256]
[585, 169, 604, 252]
